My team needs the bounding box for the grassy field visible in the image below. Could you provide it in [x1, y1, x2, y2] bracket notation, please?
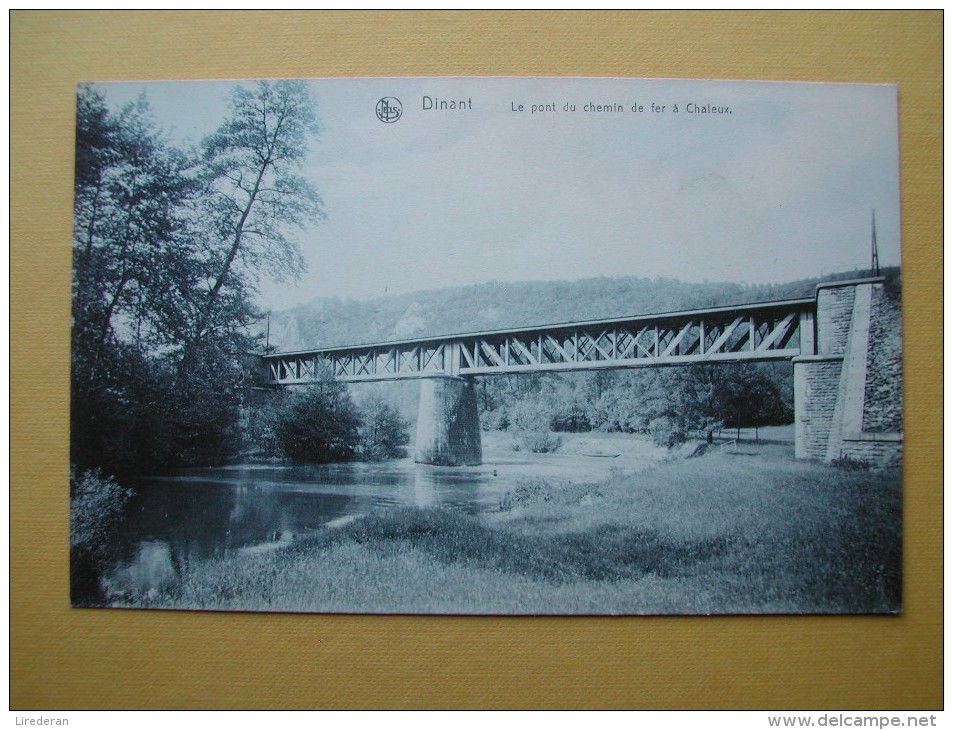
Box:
[117, 443, 901, 615]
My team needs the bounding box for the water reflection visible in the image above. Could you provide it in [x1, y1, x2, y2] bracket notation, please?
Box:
[106, 447, 655, 597]
[108, 459, 514, 594]
[413, 468, 438, 508]
[104, 540, 177, 598]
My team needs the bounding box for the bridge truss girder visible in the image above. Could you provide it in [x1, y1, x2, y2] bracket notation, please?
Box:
[263, 300, 816, 385]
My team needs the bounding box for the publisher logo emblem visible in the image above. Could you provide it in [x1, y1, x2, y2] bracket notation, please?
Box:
[376, 97, 402, 123]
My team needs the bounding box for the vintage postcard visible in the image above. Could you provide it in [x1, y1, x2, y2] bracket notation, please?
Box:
[69, 77, 902, 615]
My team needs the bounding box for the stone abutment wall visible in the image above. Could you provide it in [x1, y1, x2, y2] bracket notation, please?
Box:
[793, 278, 902, 466]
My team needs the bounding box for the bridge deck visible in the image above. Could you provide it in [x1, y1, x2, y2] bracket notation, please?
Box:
[262, 298, 816, 385]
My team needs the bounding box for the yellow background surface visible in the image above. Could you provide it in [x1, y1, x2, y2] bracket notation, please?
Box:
[10, 11, 942, 709]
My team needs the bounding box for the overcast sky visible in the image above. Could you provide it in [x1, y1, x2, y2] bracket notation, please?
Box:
[97, 77, 901, 311]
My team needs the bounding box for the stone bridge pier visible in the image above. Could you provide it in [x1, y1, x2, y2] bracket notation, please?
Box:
[793, 277, 903, 466]
[414, 376, 483, 466]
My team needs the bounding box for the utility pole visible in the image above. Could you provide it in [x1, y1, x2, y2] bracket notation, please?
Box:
[871, 209, 881, 276]
[265, 311, 271, 353]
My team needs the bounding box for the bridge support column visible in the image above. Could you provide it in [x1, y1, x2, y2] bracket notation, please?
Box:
[792, 278, 902, 466]
[414, 376, 482, 466]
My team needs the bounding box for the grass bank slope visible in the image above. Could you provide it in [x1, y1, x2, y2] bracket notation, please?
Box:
[122, 445, 901, 615]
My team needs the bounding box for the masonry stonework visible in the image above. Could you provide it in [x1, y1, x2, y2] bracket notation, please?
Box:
[837, 436, 903, 468]
[793, 278, 902, 466]
[863, 285, 903, 433]
[794, 356, 843, 460]
[816, 285, 856, 355]
[415, 377, 483, 466]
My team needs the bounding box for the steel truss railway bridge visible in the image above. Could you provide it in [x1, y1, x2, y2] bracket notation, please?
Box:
[259, 278, 900, 467]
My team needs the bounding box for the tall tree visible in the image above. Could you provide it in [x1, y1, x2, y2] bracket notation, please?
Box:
[71, 81, 326, 474]
[72, 85, 196, 381]
[186, 80, 324, 365]
[71, 86, 210, 474]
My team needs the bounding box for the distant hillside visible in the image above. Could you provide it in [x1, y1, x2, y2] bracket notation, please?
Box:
[262, 267, 899, 352]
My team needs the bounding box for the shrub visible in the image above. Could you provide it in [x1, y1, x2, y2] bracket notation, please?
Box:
[242, 390, 286, 460]
[70, 468, 133, 604]
[71, 346, 244, 477]
[481, 407, 510, 432]
[499, 478, 555, 511]
[509, 399, 554, 433]
[271, 382, 362, 464]
[649, 417, 686, 449]
[70, 468, 133, 554]
[513, 431, 562, 454]
[358, 394, 410, 461]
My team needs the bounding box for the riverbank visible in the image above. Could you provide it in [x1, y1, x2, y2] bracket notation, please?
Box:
[114, 438, 901, 615]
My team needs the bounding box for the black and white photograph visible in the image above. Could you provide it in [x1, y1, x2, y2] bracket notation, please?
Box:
[69, 76, 903, 615]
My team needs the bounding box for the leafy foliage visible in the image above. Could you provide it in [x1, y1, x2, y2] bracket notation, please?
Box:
[270, 382, 362, 464]
[267, 385, 412, 464]
[358, 394, 411, 461]
[70, 469, 133, 554]
[71, 82, 323, 476]
[186, 80, 323, 360]
[513, 431, 563, 454]
[477, 362, 794, 447]
[70, 469, 134, 604]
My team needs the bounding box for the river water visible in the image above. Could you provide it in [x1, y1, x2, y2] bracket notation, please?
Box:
[104, 435, 663, 597]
